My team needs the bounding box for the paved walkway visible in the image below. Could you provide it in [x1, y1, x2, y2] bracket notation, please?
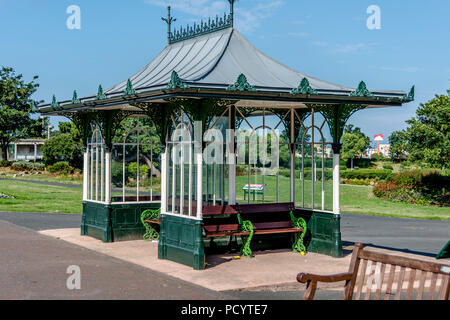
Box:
[0, 220, 232, 300]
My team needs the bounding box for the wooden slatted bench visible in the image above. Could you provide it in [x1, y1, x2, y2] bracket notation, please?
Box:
[297, 243, 450, 300]
[203, 202, 307, 257]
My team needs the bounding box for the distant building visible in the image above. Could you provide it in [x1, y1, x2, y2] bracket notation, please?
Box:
[0, 139, 46, 162]
[367, 144, 390, 158]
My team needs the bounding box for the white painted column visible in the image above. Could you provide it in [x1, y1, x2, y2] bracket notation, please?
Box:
[104, 150, 111, 204]
[82, 149, 89, 201]
[196, 152, 203, 219]
[228, 152, 236, 205]
[161, 150, 168, 214]
[34, 143, 37, 162]
[14, 143, 17, 161]
[332, 152, 340, 214]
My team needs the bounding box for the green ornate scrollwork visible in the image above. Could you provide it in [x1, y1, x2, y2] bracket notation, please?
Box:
[65, 110, 96, 149]
[96, 85, 107, 100]
[132, 101, 179, 145]
[349, 81, 373, 97]
[402, 85, 415, 102]
[141, 208, 161, 241]
[237, 213, 254, 258]
[94, 110, 138, 149]
[71, 90, 81, 104]
[122, 79, 137, 96]
[291, 78, 318, 95]
[315, 104, 365, 145]
[167, 71, 190, 90]
[227, 74, 256, 92]
[290, 211, 307, 254]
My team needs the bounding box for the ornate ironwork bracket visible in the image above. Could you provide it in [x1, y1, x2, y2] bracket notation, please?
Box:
[349, 81, 373, 97]
[291, 78, 318, 95]
[227, 74, 256, 92]
[314, 104, 366, 145]
[167, 71, 190, 90]
[132, 101, 178, 146]
[65, 110, 97, 150]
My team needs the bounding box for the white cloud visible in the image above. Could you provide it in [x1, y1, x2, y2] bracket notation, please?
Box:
[146, 0, 228, 17]
[335, 42, 380, 53]
[146, 0, 285, 33]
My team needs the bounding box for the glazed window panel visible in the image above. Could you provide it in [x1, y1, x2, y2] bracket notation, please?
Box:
[86, 127, 106, 202]
[111, 117, 160, 203]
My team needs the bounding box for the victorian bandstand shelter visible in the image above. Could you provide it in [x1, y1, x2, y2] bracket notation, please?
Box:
[36, 3, 414, 270]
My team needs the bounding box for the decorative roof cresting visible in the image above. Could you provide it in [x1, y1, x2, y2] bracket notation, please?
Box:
[163, 0, 236, 45]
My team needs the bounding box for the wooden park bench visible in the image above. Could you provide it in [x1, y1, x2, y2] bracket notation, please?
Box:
[297, 243, 450, 300]
[242, 184, 265, 201]
[203, 202, 307, 257]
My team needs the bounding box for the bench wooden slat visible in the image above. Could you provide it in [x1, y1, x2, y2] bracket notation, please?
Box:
[428, 272, 438, 300]
[438, 274, 450, 300]
[406, 268, 417, 300]
[395, 266, 406, 300]
[359, 250, 445, 274]
[253, 221, 294, 230]
[355, 259, 367, 300]
[254, 228, 303, 235]
[144, 219, 160, 225]
[385, 264, 396, 300]
[236, 202, 295, 214]
[202, 205, 240, 216]
[417, 270, 426, 300]
[204, 224, 240, 233]
[374, 263, 386, 300]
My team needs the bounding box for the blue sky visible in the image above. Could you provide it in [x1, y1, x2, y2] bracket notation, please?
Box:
[1, 0, 449, 145]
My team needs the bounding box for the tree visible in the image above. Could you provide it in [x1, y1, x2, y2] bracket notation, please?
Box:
[0, 67, 39, 159]
[341, 125, 370, 160]
[388, 130, 407, 161]
[41, 122, 83, 168]
[403, 89, 450, 169]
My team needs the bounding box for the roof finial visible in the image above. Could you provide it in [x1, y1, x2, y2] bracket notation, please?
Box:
[162, 6, 176, 44]
[228, 0, 236, 27]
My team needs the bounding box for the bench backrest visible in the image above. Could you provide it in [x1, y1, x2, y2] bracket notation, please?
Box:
[346, 244, 450, 300]
[235, 202, 295, 215]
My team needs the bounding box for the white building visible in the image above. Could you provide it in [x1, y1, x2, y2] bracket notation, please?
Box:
[0, 139, 45, 162]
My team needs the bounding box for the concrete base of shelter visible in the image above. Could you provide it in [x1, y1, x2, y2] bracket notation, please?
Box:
[37, 228, 344, 292]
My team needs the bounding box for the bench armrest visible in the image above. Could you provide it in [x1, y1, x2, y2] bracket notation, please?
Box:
[297, 272, 353, 284]
[297, 272, 354, 300]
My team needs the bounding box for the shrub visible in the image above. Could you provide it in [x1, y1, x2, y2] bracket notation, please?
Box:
[0, 160, 12, 167]
[382, 164, 394, 170]
[373, 170, 449, 206]
[47, 161, 74, 174]
[341, 169, 393, 181]
[343, 178, 373, 186]
[11, 161, 45, 171]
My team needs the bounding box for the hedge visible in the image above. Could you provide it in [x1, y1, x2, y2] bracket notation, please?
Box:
[341, 169, 393, 181]
[11, 161, 46, 171]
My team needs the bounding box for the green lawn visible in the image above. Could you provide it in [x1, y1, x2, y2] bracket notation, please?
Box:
[232, 175, 450, 220]
[0, 180, 82, 214]
[1, 174, 449, 220]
